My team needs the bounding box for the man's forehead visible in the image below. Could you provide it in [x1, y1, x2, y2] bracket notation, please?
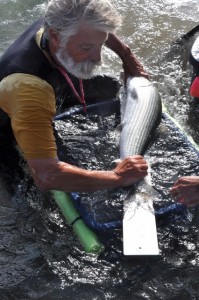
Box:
[69, 27, 108, 43]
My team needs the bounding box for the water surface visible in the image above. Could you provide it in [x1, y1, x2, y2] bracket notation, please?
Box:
[0, 1, 199, 299]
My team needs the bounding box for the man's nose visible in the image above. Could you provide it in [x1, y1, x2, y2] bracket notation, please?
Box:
[90, 47, 102, 63]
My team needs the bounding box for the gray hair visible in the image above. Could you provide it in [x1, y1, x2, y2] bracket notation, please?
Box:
[44, 0, 122, 41]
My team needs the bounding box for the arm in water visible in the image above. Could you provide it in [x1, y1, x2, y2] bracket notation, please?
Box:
[105, 33, 149, 81]
[170, 176, 199, 207]
[27, 155, 148, 192]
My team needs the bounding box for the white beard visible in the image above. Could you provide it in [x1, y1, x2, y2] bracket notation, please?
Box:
[55, 48, 102, 79]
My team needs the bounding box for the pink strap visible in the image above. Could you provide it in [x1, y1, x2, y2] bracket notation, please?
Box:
[58, 67, 86, 112]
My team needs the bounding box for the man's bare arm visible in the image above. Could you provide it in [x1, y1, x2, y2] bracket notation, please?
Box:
[27, 155, 148, 192]
[105, 33, 149, 79]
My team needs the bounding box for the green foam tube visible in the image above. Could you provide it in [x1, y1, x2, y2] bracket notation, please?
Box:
[52, 190, 105, 254]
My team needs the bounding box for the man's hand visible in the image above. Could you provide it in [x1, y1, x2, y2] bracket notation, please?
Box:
[170, 176, 199, 207]
[113, 155, 148, 187]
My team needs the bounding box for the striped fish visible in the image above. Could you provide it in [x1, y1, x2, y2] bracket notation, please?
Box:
[120, 76, 162, 256]
[120, 76, 162, 158]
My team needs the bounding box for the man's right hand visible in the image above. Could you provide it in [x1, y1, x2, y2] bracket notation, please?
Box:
[113, 155, 148, 187]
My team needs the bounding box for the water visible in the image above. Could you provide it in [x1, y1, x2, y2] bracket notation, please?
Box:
[0, 0, 199, 299]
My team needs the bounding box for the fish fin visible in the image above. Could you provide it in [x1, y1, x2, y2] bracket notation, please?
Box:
[114, 123, 123, 145]
[115, 123, 123, 133]
[135, 178, 163, 201]
[111, 158, 122, 168]
[112, 158, 122, 164]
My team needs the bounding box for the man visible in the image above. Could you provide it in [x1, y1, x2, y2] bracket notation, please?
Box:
[0, 0, 148, 193]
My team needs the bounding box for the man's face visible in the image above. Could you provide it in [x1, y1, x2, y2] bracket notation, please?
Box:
[55, 27, 108, 79]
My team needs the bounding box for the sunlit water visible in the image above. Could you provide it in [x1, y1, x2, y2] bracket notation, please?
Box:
[0, 1, 199, 299]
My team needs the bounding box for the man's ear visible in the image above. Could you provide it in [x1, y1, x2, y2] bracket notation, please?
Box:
[49, 28, 60, 52]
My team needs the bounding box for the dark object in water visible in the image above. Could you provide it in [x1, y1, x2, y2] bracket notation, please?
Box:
[176, 24, 199, 45]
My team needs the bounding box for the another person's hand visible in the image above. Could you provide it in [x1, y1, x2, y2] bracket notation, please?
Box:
[170, 176, 199, 207]
[113, 155, 148, 187]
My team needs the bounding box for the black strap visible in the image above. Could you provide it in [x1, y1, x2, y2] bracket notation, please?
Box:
[70, 216, 83, 226]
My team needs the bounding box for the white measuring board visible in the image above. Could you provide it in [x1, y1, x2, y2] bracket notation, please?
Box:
[123, 185, 159, 256]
